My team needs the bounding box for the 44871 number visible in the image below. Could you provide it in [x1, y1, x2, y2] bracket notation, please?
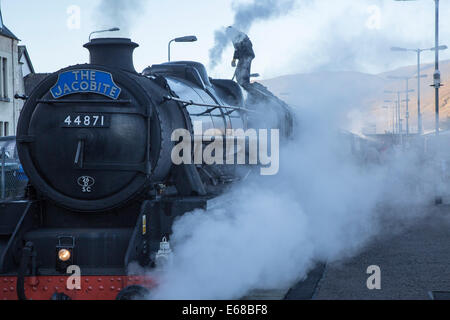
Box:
[61, 114, 111, 128]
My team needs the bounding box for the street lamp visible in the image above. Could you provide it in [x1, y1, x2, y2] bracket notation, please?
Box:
[390, 45, 446, 134]
[88, 27, 120, 41]
[394, 0, 442, 135]
[168, 35, 198, 62]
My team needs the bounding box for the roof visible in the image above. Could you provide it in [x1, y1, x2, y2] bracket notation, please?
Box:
[18, 46, 35, 73]
[24, 73, 50, 96]
[0, 5, 3, 29]
[0, 25, 18, 40]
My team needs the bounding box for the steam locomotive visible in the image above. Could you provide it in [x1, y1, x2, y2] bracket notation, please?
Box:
[0, 38, 293, 300]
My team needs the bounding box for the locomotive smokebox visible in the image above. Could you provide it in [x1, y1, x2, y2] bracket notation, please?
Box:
[84, 38, 139, 73]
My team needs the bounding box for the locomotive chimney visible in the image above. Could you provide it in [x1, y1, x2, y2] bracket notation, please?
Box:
[84, 38, 139, 73]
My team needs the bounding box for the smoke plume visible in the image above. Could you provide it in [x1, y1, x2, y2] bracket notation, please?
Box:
[209, 0, 297, 69]
[94, 0, 146, 37]
[232, 0, 297, 32]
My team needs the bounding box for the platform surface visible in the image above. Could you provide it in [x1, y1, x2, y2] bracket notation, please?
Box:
[313, 205, 450, 300]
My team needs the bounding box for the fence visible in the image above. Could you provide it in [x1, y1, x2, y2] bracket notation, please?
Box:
[0, 137, 28, 200]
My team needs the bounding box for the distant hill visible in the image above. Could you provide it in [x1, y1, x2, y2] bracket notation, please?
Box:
[261, 60, 450, 134]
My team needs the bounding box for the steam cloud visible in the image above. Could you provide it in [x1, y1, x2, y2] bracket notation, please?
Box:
[209, 0, 297, 69]
[142, 88, 437, 299]
[113, 0, 443, 299]
[94, 0, 146, 36]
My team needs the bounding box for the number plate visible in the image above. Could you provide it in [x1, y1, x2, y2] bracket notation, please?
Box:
[61, 114, 111, 128]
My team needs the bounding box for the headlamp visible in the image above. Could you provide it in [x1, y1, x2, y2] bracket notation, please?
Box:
[58, 249, 71, 262]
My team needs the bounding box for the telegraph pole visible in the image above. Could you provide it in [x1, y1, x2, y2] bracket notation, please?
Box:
[433, 0, 441, 135]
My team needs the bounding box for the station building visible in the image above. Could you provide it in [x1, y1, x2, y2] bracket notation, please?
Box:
[0, 7, 33, 137]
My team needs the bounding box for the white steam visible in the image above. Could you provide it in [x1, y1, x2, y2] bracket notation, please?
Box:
[94, 0, 146, 37]
[145, 93, 437, 299]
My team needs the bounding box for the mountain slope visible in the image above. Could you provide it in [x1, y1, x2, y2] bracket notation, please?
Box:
[261, 60, 450, 134]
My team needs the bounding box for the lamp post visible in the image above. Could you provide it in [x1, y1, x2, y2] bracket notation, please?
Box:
[391, 46, 446, 134]
[168, 35, 198, 62]
[88, 27, 120, 41]
[394, 0, 442, 135]
[433, 0, 440, 135]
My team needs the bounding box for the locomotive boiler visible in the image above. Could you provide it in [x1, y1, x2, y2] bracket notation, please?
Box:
[0, 38, 293, 300]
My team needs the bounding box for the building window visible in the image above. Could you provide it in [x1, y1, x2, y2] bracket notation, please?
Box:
[0, 60, 3, 98]
[2, 57, 7, 99]
[0, 57, 7, 100]
[0, 122, 8, 137]
[4, 122, 9, 137]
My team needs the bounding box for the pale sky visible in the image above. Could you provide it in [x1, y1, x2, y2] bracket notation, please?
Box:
[4, 0, 450, 80]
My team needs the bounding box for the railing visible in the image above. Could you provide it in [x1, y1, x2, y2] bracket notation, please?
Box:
[0, 139, 28, 201]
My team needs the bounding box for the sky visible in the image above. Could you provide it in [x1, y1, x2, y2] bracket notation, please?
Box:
[4, 0, 450, 80]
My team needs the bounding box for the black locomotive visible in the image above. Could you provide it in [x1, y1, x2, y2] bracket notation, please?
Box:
[0, 38, 293, 300]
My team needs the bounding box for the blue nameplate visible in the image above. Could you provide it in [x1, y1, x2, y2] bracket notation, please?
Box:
[50, 70, 122, 99]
